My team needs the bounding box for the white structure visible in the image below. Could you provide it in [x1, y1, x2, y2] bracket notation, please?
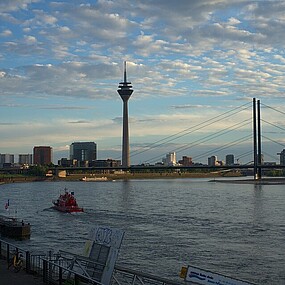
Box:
[162, 152, 177, 166]
[181, 264, 253, 285]
[83, 225, 124, 285]
[277, 149, 285, 165]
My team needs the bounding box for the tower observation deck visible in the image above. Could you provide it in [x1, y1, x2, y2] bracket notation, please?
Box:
[117, 61, 133, 168]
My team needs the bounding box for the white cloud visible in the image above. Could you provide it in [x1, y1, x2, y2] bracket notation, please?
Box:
[24, 35, 37, 43]
[0, 0, 40, 13]
[1, 29, 12, 36]
[1, 1, 285, 164]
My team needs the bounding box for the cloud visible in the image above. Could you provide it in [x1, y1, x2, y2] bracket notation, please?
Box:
[1, 1, 285, 164]
[0, 122, 15, 125]
[0, 0, 40, 13]
[68, 120, 91, 124]
[24, 35, 37, 44]
[0, 62, 118, 99]
[172, 104, 212, 109]
[0, 29, 12, 36]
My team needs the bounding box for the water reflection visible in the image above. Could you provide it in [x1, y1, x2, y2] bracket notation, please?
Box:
[119, 180, 133, 212]
[253, 183, 264, 224]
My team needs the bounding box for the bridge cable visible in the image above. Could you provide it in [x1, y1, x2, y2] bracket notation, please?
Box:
[192, 134, 252, 162]
[144, 119, 252, 164]
[130, 102, 252, 158]
[260, 103, 285, 116]
[129, 102, 252, 161]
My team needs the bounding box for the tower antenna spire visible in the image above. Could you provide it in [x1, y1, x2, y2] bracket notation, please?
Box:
[124, 61, 127, 83]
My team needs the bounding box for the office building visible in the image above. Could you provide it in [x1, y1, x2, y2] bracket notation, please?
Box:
[208, 156, 218, 166]
[277, 149, 285, 165]
[19, 154, 33, 165]
[163, 152, 177, 166]
[0, 154, 14, 168]
[33, 146, 52, 165]
[70, 142, 97, 166]
[225, 154, 234, 165]
[178, 156, 193, 166]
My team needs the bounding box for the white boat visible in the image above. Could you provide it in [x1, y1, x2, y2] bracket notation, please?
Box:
[80, 176, 108, 182]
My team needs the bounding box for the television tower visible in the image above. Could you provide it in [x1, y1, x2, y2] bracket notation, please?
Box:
[117, 61, 133, 168]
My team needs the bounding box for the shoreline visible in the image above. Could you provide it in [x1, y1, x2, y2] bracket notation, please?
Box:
[0, 172, 238, 184]
[1, 173, 285, 184]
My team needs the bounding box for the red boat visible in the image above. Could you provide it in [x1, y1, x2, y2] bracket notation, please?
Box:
[52, 189, 84, 213]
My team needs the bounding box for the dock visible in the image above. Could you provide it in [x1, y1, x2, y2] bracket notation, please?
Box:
[0, 215, 31, 240]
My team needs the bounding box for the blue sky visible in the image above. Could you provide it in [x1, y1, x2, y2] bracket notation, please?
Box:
[1, 0, 285, 164]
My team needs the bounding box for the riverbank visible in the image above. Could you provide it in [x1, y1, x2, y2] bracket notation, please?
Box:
[0, 176, 47, 184]
[0, 171, 238, 184]
[1, 172, 285, 184]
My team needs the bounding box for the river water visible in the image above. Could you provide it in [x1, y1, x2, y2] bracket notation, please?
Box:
[0, 178, 284, 284]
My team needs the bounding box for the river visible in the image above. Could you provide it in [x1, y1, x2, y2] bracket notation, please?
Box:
[0, 178, 284, 284]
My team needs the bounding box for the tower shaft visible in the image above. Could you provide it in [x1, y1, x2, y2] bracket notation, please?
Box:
[117, 61, 133, 168]
[122, 100, 130, 167]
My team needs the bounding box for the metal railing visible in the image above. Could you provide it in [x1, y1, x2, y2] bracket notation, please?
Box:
[112, 265, 183, 285]
[0, 239, 185, 285]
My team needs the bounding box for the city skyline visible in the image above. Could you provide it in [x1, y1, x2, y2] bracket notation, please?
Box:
[1, 1, 285, 164]
[1, 144, 284, 167]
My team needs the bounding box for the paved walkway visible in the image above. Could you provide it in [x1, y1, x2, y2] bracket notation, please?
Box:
[0, 259, 44, 285]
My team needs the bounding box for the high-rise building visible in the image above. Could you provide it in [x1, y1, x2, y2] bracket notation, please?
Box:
[277, 149, 285, 165]
[117, 61, 133, 168]
[225, 154, 234, 165]
[19, 154, 33, 165]
[208, 155, 218, 166]
[70, 142, 97, 166]
[0, 154, 14, 168]
[179, 156, 193, 166]
[163, 152, 177, 166]
[33, 146, 52, 165]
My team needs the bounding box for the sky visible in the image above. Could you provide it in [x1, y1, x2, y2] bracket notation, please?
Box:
[1, 0, 285, 165]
